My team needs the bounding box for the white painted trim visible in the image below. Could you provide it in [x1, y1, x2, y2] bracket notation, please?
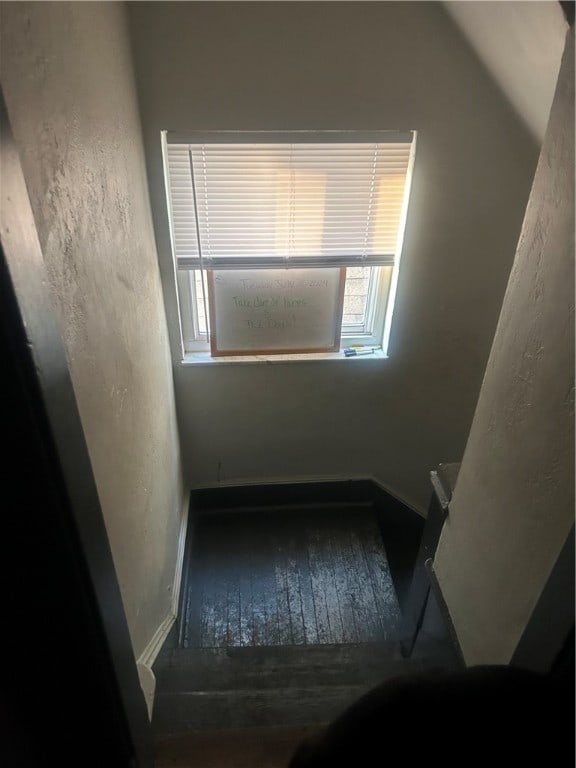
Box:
[136, 612, 175, 720]
[171, 488, 191, 617]
[138, 612, 176, 670]
[136, 488, 191, 719]
[136, 662, 158, 723]
[181, 349, 388, 365]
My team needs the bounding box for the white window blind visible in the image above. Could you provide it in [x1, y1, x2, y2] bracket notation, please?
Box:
[165, 133, 414, 271]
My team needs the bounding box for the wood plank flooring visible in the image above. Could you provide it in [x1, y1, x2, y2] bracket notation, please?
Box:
[182, 506, 401, 648]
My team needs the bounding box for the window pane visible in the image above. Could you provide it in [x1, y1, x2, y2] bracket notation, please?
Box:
[342, 266, 372, 331]
[193, 271, 209, 336]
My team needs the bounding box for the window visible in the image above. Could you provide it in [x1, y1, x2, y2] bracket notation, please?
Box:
[164, 132, 416, 357]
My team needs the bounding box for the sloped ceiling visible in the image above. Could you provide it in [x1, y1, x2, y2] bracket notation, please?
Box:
[443, 1, 568, 142]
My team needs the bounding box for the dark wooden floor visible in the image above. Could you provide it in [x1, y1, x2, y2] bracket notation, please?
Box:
[182, 505, 401, 648]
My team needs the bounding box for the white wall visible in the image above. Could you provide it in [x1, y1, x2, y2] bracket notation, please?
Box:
[434, 27, 574, 666]
[129, 1, 539, 512]
[443, 0, 567, 142]
[1, 2, 184, 661]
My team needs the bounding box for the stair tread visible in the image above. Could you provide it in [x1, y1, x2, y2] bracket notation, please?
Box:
[153, 682, 372, 733]
[155, 641, 425, 692]
[154, 724, 324, 768]
[158, 640, 400, 666]
[150, 639, 455, 734]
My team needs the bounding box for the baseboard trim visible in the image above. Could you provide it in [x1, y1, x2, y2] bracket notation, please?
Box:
[171, 488, 191, 618]
[191, 472, 374, 490]
[137, 489, 191, 719]
[137, 612, 176, 720]
[191, 475, 426, 517]
[191, 477, 373, 513]
[139, 612, 177, 670]
[198, 500, 374, 517]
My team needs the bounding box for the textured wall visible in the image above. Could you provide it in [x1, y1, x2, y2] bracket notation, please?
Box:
[434, 28, 574, 665]
[1, 2, 184, 660]
[129, 1, 539, 511]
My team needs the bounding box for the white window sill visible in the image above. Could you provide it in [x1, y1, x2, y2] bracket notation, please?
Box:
[181, 349, 388, 366]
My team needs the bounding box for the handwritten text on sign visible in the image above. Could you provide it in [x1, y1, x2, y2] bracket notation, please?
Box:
[208, 268, 345, 354]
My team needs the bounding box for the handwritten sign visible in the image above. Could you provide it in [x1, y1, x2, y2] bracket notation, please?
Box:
[208, 268, 345, 356]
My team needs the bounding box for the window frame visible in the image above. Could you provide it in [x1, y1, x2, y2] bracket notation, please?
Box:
[163, 131, 417, 357]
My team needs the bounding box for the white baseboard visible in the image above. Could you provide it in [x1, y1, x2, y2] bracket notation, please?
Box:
[138, 611, 176, 670]
[171, 488, 190, 617]
[137, 488, 191, 720]
[137, 612, 175, 720]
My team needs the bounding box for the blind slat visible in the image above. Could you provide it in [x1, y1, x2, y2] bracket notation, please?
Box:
[166, 136, 413, 268]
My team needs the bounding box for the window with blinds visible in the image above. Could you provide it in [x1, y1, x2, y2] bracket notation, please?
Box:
[164, 132, 416, 355]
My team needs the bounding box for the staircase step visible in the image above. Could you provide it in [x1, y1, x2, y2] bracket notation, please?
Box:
[153, 683, 371, 733]
[154, 641, 417, 693]
[154, 724, 324, 768]
[152, 642, 429, 734]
